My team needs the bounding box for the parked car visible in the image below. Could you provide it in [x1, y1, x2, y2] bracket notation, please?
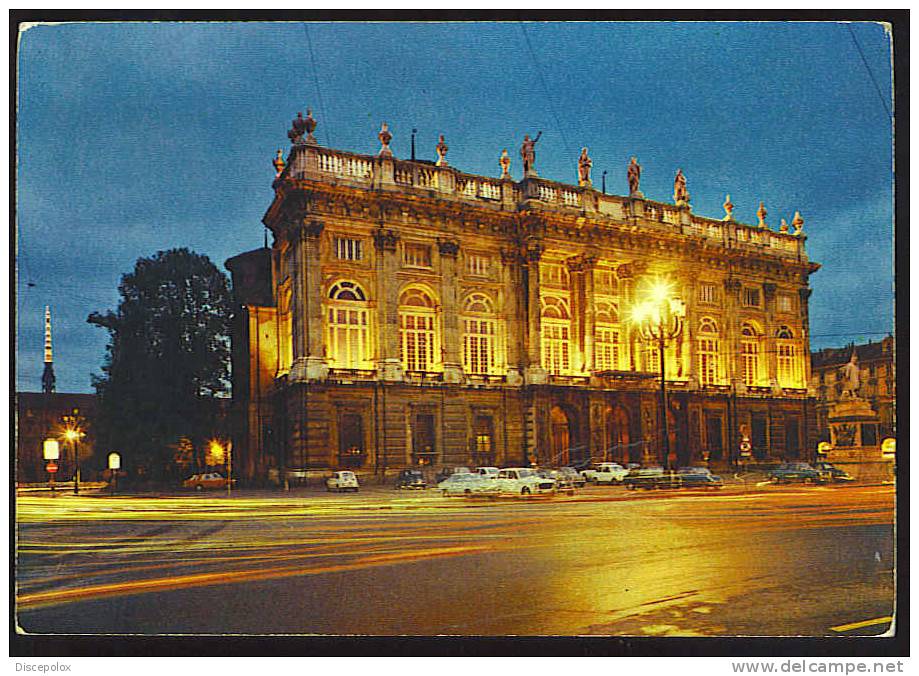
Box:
[537, 469, 576, 495]
[557, 466, 586, 489]
[326, 471, 359, 493]
[475, 466, 500, 478]
[623, 467, 667, 490]
[435, 466, 473, 483]
[813, 462, 856, 483]
[437, 473, 496, 496]
[582, 462, 629, 485]
[395, 469, 427, 490]
[495, 467, 557, 496]
[679, 472, 724, 490]
[677, 466, 712, 476]
[767, 462, 823, 484]
[183, 472, 234, 491]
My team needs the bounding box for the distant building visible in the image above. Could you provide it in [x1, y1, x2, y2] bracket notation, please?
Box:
[16, 392, 97, 484]
[811, 336, 895, 440]
[228, 112, 821, 482]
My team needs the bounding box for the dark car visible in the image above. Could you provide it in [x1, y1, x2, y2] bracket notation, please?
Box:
[624, 467, 682, 490]
[395, 469, 427, 490]
[813, 462, 856, 483]
[558, 466, 586, 488]
[679, 472, 724, 490]
[767, 462, 822, 484]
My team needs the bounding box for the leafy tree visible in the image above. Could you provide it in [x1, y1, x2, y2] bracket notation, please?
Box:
[88, 248, 232, 483]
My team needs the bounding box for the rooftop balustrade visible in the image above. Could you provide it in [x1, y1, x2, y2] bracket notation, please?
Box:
[279, 143, 808, 261]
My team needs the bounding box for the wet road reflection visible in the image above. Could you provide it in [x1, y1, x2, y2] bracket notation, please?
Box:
[16, 484, 894, 636]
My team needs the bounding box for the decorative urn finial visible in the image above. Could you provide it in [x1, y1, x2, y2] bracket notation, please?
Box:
[435, 134, 449, 167]
[779, 218, 789, 233]
[273, 149, 285, 177]
[304, 108, 318, 145]
[757, 201, 768, 229]
[627, 156, 642, 198]
[722, 194, 734, 221]
[792, 211, 805, 235]
[378, 122, 393, 157]
[288, 111, 307, 145]
[499, 148, 511, 178]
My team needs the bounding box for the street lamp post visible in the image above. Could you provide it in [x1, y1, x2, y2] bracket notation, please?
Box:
[632, 280, 685, 471]
[64, 428, 82, 494]
[43, 438, 60, 494]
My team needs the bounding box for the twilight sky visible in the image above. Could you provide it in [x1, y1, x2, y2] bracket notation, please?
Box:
[16, 20, 895, 393]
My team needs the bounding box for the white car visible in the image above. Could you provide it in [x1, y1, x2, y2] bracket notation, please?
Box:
[582, 463, 629, 484]
[475, 466, 499, 478]
[495, 467, 557, 496]
[326, 471, 359, 493]
[437, 473, 495, 496]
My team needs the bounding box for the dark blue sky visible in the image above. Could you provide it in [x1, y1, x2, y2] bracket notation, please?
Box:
[16, 21, 894, 393]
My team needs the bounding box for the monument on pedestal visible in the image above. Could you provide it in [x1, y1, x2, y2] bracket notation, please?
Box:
[823, 353, 894, 482]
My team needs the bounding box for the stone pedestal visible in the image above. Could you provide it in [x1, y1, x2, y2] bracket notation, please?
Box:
[825, 397, 893, 483]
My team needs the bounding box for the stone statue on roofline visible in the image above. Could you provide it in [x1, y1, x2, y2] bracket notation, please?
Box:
[578, 147, 592, 186]
[673, 168, 690, 205]
[499, 148, 511, 178]
[520, 131, 542, 176]
[627, 156, 642, 198]
[435, 135, 449, 167]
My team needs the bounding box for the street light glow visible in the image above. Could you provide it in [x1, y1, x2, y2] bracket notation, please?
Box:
[63, 428, 80, 442]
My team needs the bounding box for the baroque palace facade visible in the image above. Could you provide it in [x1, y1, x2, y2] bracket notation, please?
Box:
[227, 112, 820, 481]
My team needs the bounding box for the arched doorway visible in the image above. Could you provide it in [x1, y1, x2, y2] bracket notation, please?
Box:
[550, 406, 571, 466]
[605, 406, 631, 464]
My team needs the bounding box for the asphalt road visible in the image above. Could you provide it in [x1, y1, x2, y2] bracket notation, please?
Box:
[15, 483, 895, 636]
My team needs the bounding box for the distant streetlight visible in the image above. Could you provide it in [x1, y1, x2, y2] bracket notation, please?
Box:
[108, 452, 121, 495]
[631, 278, 685, 470]
[43, 438, 60, 494]
[602, 170, 607, 194]
[63, 427, 82, 494]
[411, 128, 418, 161]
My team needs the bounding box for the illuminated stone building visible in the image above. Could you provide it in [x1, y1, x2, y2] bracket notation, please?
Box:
[227, 112, 820, 481]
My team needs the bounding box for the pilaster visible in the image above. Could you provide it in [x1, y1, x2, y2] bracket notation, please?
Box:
[438, 238, 463, 383]
[373, 227, 403, 381]
[523, 240, 547, 384]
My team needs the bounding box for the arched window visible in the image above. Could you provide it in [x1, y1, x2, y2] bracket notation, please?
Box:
[326, 281, 370, 369]
[698, 317, 722, 385]
[776, 325, 801, 387]
[541, 296, 571, 375]
[462, 293, 502, 375]
[740, 321, 762, 386]
[399, 286, 439, 372]
[595, 301, 621, 371]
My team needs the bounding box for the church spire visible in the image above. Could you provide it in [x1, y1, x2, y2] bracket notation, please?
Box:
[41, 306, 56, 394]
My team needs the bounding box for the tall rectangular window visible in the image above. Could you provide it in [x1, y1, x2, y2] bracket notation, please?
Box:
[777, 343, 798, 387]
[741, 341, 759, 386]
[463, 318, 497, 374]
[699, 283, 719, 304]
[777, 294, 794, 313]
[400, 313, 435, 371]
[595, 327, 620, 371]
[403, 243, 432, 268]
[465, 254, 490, 277]
[334, 237, 363, 261]
[742, 287, 761, 307]
[542, 323, 570, 375]
[698, 337, 720, 385]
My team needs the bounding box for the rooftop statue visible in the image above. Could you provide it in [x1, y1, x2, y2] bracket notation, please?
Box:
[520, 131, 542, 176]
[627, 156, 642, 198]
[673, 168, 690, 205]
[577, 147, 592, 187]
[378, 122, 393, 157]
[435, 135, 449, 167]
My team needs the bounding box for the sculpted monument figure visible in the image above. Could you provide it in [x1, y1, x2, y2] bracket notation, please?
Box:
[673, 168, 689, 204]
[577, 147, 592, 186]
[840, 352, 861, 398]
[435, 134, 449, 166]
[499, 148, 511, 178]
[627, 156, 642, 197]
[520, 131, 542, 176]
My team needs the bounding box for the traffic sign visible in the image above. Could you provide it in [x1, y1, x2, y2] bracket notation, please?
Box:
[46, 462, 58, 473]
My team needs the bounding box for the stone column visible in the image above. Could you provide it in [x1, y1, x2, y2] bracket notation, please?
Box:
[373, 227, 403, 381]
[438, 238, 463, 383]
[523, 240, 547, 384]
[566, 253, 597, 374]
[500, 247, 524, 386]
[290, 218, 327, 382]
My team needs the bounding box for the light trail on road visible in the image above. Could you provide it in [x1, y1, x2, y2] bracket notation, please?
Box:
[15, 484, 895, 635]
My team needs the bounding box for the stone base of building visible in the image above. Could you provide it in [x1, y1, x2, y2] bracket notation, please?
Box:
[233, 378, 819, 484]
[824, 447, 895, 483]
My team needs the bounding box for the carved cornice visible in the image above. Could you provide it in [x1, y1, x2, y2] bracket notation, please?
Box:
[565, 253, 598, 273]
[616, 260, 648, 280]
[437, 238, 460, 257]
[373, 227, 399, 252]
